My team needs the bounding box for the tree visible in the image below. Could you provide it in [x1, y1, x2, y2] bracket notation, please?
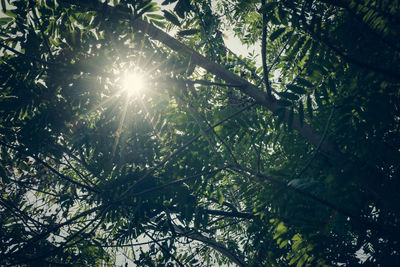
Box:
[0, 0, 399, 266]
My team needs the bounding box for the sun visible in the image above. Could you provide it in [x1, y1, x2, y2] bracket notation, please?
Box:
[121, 71, 146, 96]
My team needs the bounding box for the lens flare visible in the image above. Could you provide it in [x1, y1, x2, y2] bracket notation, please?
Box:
[122, 71, 145, 96]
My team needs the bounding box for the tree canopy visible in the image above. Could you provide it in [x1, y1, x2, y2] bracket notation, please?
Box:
[0, 0, 399, 266]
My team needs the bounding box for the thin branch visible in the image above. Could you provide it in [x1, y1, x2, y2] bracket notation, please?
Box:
[302, 19, 400, 80]
[231, 165, 398, 236]
[7, 177, 59, 197]
[181, 79, 240, 165]
[204, 209, 254, 219]
[62, 155, 99, 189]
[173, 87, 225, 164]
[261, 0, 271, 97]
[133, 167, 226, 198]
[225, 46, 263, 84]
[3, 203, 108, 260]
[208, 197, 238, 212]
[267, 30, 294, 73]
[0, 140, 100, 194]
[116, 102, 256, 201]
[174, 225, 249, 267]
[29, 0, 54, 60]
[0, 42, 51, 66]
[295, 105, 335, 178]
[140, 226, 185, 267]
[0, 197, 43, 233]
[180, 78, 243, 88]
[12, 208, 107, 266]
[101, 237, 173, 247]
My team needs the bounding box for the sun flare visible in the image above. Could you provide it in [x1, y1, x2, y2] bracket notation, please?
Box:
[121, 71, 146, 96]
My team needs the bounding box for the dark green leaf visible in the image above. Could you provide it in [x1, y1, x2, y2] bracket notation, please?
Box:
[307, 95, 313, 118]
[146, 14, 164, 20]
[177, 29, 200, 37]
[174, 0, 191, 19]
[278, 91, 299, 100]
[269, 27, 286, 41]
[4, 10, 17, 18]
[328, 77, 336, 94]
[277, 99, 292, 107]
[218, 189, 224, 204]
[46, 0, 55, 8]
[259, 2, 278, 14]
[286, 84, 307, 94]
[162, 0, 178, 5]
[296, 78, 313, 88]
[0, 17, 12, 25]
[298, 101, 304, 128]
[162, 10, 181, 26]
[288, 107, 294, 131]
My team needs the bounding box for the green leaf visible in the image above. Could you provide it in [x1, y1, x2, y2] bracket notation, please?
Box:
[296, 78, 313, 88]
[297, 254, 308, 267]
[174, 0, 191, 19]
[162, 0, 177, 5]
[259, 2, 278, 14]
[4, 10, 17, 18]
[218, 189, 224, 205]
[150, 19, 166, 28]
[138, 4, 154, 16]
[298, 101, 304, 128]
[274, 222, 287, 239]
[277, 99, 292, 107]
[286, 84, 307, 95]
[0, 17, 12, 25]
[279, 239, 288, 248]
[46, 0, 55, 8]
[178, 29, 200, 37]
[162, 10, 181, 26]
[278, 91, 299, 100]
[146, 14, 164, 20]
[288, 107, 294, 131]
[269, 27, 286, 41]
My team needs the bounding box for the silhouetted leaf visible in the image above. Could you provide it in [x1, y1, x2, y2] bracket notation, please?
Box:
[177, 29, 200, 37]
[162, 10, 180, 26]
[269, 27, 285, 41]
[286, 84, 307, 94]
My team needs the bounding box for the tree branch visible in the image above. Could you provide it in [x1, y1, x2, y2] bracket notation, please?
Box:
[261, 0, 271, 97]
[174, 225, 249, 267]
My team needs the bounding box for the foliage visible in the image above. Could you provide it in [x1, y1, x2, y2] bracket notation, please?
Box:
[0, 0, 399, 266]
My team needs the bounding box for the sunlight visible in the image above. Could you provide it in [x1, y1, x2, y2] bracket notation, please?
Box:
[122, 71, 146, 96]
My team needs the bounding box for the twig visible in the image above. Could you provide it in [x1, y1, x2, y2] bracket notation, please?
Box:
[140, 226, 185, 267]
[180, 78, 243, 88]
[133, 167, 226, 198]
[261, 0, 271, 97]
[116, 102, 256, 201]
[0, 42, 51, 66]
[29, 0, 54, 61]
[295, 105, 335, 178]
[0, 140, 99, 193]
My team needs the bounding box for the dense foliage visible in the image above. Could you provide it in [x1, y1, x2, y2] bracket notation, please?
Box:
[0, 0, 399, 266]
